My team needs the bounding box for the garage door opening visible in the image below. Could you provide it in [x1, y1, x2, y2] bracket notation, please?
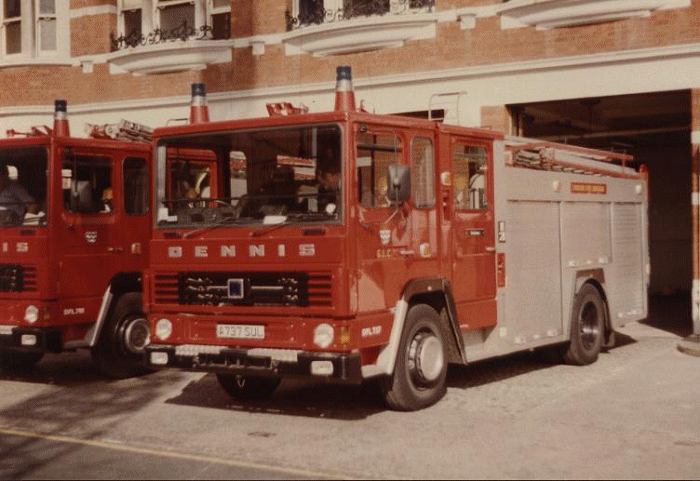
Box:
[508, 91, 692, 336]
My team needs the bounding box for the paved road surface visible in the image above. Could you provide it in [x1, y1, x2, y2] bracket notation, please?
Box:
[0, 295, 698, 479]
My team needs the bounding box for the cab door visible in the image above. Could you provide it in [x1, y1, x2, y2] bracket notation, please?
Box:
[445, 135, 497, 331]
[58, 148, 121, 322]
[113, 156, 150, 273]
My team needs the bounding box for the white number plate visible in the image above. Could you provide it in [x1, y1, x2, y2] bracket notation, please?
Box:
[0, 325, 13, 336]
[216, 324, 264, 340]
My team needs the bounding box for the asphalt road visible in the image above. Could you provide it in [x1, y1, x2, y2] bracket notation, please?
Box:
[0, 295, 698, 479]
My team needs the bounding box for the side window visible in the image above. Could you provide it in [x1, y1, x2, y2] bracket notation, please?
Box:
[62, 155, 113, 214]
[124, 157, 148, 215]
[411, 137, 435, 209]
[453, 144, 487, 210]
[357, 131, 402, 208]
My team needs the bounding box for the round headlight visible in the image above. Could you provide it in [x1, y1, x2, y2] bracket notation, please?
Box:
[313, 323, 334, 349]
[24, 305, 39, 324]
[155, 318, 173, 341]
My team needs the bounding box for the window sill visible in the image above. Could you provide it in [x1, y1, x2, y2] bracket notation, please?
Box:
[106, 39, 235, 75]
[0, 56, 74, 68]
[497, 0, 690, 30]
[282, 12, 437, 56]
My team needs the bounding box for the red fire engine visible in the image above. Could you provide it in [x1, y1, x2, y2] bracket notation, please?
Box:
[144, 67, 649, 410]
[0, 88, 209, 378]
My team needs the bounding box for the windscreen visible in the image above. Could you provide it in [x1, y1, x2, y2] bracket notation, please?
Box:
[0, 146, 48, 226]
[156, 124, 342, 228]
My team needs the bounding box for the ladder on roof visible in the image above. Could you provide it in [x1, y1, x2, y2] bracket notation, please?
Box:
[504, 137, 638, 178]
[85, 119, 153, 142]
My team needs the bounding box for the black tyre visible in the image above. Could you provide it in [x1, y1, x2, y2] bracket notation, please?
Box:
[216, 373, 281, 400]
[0, 349, 43, 370]
[91, 292, 152, 379]
[380, 304, 448, 411]
[564, 283, 605, 366]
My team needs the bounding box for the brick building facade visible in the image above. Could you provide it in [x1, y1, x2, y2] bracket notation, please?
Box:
[1, 0, 700, 334]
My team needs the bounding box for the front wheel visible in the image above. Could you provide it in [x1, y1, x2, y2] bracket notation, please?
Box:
[216, 373, 281, 400]
[380, 304, 448, 411]
[564, 283, 605, 366]
[91, 292, 152, 379]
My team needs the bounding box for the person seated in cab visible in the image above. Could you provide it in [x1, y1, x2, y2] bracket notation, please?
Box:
[0, 163, 38, 222]
[298, 148, 341, 214]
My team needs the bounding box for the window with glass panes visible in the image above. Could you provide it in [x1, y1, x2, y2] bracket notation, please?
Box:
[1, 0, 58, 57]
[118, 0, 230, 41]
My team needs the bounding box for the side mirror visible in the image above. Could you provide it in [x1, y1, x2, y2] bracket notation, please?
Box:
[386, 164, 410, 205]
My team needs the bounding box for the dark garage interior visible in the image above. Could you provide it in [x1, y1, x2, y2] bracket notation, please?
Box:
[510, 91, 692, 336]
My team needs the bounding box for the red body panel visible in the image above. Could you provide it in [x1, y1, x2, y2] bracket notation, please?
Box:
[0, 134, 152, 347]
[147, 111, 504, 364]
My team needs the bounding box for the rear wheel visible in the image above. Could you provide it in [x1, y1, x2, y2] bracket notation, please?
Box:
[564, 283, 605, 366]
[380, 304, 447, 411]
[0, 349, 43, 370]
[91, 292, 151, 379]
[216, 373, 281, 400]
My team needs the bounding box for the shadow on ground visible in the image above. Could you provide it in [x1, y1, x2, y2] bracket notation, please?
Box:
[0, 350, 103, 387]
[0, 352, 186, 479]
[166, 374, 387, 421]
[166, 322, 641, 419]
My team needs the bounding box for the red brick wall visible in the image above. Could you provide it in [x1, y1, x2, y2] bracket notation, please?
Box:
[71, 13, 116, 57]
[481, 105, 511, 133]
[2, 1, 700, 107]
[70, 0, 116, 8]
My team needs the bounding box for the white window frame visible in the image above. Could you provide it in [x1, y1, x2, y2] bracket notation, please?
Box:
[35, 0, 57, 54]
[293, 0, 426, 18]
[118, 0, 230, 41]
[0, 0, 67, 60]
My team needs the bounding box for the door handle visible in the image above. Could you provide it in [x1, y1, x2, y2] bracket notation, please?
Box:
[485, 246, 496, 252]
[108, 246, 124, 253]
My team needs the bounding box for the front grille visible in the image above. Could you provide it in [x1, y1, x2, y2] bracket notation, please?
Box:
[154, 271, 333, 307]
[0, 264, 36, 293]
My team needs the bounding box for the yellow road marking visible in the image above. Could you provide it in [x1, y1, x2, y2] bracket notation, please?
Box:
[0, 426, 351, 479]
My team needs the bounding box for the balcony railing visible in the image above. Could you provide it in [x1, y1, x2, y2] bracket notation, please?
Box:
[110, 20, 218, 52]
[285, 0, 435, 31]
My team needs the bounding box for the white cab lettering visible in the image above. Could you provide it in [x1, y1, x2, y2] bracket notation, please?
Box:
[63, 307, 86, 316]
[249, 245, 265, 257]
[361, 326, 382, 337]
[221, 245, 236, 257]
[168, 246, 182, 258]
[194, 246, 208, 258]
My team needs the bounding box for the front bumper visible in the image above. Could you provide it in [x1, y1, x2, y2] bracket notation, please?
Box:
[0, 326, 62, 353]
[145, 344, 363, 383]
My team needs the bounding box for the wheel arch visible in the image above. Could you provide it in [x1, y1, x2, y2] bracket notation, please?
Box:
[573, 269, 612, 344]
[362, 277, 466, 379]
[86, 272, 143, 347]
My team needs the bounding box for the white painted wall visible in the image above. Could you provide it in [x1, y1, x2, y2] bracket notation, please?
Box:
[3, 42, 700, 136]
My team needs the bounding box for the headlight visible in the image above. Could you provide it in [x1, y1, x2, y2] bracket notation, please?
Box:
[313, 323, 334, 349]
[155, 318, 173, 341]
[24, 305, 39, 324]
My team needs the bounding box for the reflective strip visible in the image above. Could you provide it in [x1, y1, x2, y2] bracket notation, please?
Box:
[174, 344, 224, 356]
[248, 348, 300, 363]
[693, 192, 700, 206]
